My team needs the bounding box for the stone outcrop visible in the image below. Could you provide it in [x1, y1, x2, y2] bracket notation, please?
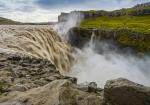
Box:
[68, 27, 150, 52]
[0, 52, 66, 95]
[58, 11, 83, 23]
[2, 80, 103, 105]
[104, 78, 150, 105]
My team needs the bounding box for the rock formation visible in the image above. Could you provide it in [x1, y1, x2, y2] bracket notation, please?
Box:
[68, 27, 150, 53]
[104, 78, 150, 105]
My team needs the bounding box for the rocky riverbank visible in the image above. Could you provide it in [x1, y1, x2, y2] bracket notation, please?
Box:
[0, 51, 150, 105]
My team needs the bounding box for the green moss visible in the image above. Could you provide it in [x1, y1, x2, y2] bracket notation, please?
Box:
[79, 5, 150, 52]
[72, 27, 150, 52]
[80, 16, 150, 34]
[115, 30, 150, 52]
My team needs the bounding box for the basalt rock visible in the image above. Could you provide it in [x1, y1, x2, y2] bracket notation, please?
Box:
[0, 52, 67, 95]
[68, 27, 150, 52]
[104, 78, 150, 105]
[2, 80, 103, 105]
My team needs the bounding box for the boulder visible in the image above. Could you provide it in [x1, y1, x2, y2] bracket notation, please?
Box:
[0, 52, 71, 95]
[4, 80, 103, 105]
[104, 78, 150, 105]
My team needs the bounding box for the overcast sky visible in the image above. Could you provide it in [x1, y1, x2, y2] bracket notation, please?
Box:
[0, 0, 149, 22]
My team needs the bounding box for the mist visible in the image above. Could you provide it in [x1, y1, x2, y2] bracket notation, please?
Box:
[54, 12, 84, 40]
[68, 35, 150, 87]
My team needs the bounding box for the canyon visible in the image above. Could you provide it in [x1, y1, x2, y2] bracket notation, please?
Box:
[0, 2, 150, 105]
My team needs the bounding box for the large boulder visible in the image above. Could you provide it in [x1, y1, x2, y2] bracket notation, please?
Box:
[1, 80, 103, 105]
[104, 78, 150, 105]
[0, 52, 67, 95]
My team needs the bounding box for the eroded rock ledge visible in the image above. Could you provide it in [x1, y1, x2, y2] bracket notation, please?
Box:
[0, 52, 150, 105]
[68, 27, 150, 53]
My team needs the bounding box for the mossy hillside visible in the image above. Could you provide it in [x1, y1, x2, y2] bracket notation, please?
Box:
[80, 16, 150, 34]
[80, 2, 150, 19]
[70, 27, 150, 52]
[79, 15, 150, 52]
[116, 29, 150, 52]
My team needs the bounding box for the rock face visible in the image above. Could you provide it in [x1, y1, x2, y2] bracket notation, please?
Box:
[68, 27, 150, 52]
[104, 78, 150, 105]
[0, 52, 65, 95]
[4, 80, 102, 105]
[58, 12, 70, 22]
[58, 11, 83, 23]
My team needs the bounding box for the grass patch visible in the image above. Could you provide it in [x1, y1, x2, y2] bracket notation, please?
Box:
[80, 16, 150, 34]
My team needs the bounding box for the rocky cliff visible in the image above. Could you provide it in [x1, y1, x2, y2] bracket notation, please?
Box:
[68, 27, 150, 53]
[58, 2, 150, 22]
[66, 2, 150, 53]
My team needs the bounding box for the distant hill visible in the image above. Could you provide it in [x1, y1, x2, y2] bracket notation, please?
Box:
[58, 2, 150, 22]
[81, 2, 150, 19]
[0, 17, 21, 25]
[0, 17, 56, 25]
[134, 2, 150, 8]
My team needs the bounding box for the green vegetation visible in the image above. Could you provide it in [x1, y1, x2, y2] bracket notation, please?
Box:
[79, 14, 150, 52]
[79, 2, 150, 52]
[80, 16, 150, 34]
[116, 29, 150, 52]
[72, 27, 150, 52]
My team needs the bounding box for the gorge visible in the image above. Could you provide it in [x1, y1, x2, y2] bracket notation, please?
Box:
[0, 2, 150, 105]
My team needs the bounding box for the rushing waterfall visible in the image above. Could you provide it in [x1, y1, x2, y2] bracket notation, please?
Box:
[69, 30, 150, 87]
[0, 25, 74, 74]
[0, 20, 150, 88]
[89, 29, 96, 48]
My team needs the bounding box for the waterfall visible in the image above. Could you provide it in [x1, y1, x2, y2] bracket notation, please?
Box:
[0, 24, 150, 88]
[89, 29, 96, 48]
[0, 25, 74, 74]
[68, 29, 150, 87]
